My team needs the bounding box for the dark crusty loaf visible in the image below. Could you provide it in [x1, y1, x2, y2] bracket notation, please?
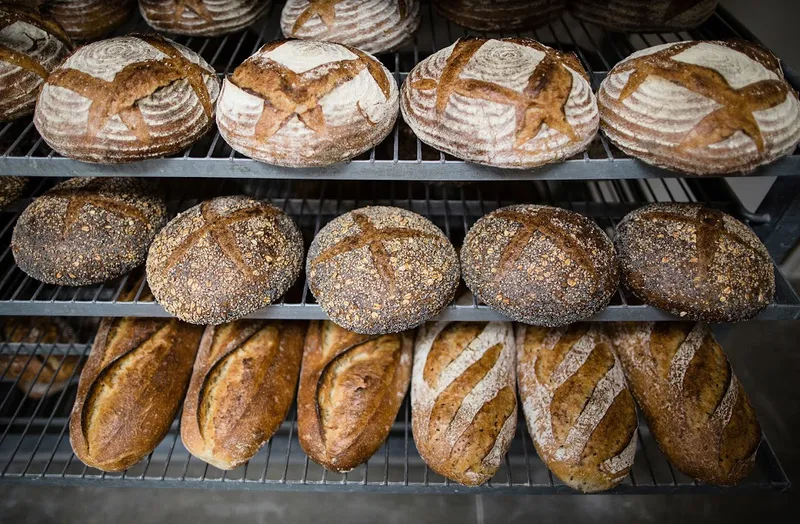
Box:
[614, 203, 774, 322]
[181, 320, 306, 470]
[40, 0, 135, 42]
[0, 4, 71, 122]
[570, 0, 717, 32]
[147, 195, 304, 325]
[0, 176, 27, 210]
[12, 177, 167, 286]
[298, 320, 412, 473]
[140, 0, 271, 36]
[412, 321, 517, 486]
[606, 322, 761, 486]
[307, 206, 460, 335]
[435, 0, 565, 31]
[516, 323, 637, 493]
[461, 205, 619, 326]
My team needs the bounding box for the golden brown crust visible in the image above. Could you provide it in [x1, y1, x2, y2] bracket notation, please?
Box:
[140, 0, 271, 37]
[180, 320, 306, 470]
[297, 320, 412, 472]
[41, 0, 135, 42]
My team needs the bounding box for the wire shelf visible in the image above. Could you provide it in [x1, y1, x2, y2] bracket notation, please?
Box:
[0, 2, 798, 180]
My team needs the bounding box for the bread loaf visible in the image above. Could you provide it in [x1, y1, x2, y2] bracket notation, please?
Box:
[181, 320, 306, 470]
[41, 0, 135, 42]
[307, 206, 460, 334]
[146, 196, 304, 325]
[614, 203, 774, 322]
[281, 0, 420, 55]
[216, 39, 399, 167]
[0, 4, 71, 122]
[598, 40, 800, 175]
[139, 0, 270, 36]
[401, 37, 598, 169]
[412, 321, 517, 486]
[516, 323, 637, 492]
[435, 0, 565, 31]
[34, 33, 220, 163]
[570, 0, 717, 32]
[0, 176, 26, 210]
[298, 321, 411, 472]
[461, 205, 619, 326]
[606, 322, 762, 485]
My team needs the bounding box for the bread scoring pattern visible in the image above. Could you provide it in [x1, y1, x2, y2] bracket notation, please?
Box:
[41, 0, 135, 42]
[140, 0, 271, 36]
[570, 0, 717, 32]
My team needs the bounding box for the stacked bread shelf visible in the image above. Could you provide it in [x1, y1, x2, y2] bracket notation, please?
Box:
[0, 1, 796, 494]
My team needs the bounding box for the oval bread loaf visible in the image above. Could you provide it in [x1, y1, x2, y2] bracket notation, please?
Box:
[570, 0, 718, 32]
[41, 0, 135, 42]
[435, 0, 565, 31]
[139, 0, 271, 36]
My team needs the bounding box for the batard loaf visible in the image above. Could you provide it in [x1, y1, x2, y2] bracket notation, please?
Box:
[435, 0, 565, 31]
[570, 0, 718, 32]
[41, 0, 135, 42]
[139, 0, 271, 36]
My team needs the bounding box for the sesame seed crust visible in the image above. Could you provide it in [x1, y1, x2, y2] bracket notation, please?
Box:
[614, 202, 775, 322]
[460, 204, 619, 327]
[307, 206, 460, 335]
[146, 195, 304, 325]
[11, 177, 167, 287]
[0, 176, 27, 210]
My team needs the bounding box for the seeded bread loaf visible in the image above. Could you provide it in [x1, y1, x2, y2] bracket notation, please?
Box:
[41, 0, 135, 42]
[0, 176, 26, 210]
[139, 0, 271, 36]
[606, 322, 762, 486]
[181, 320, 306, 470]
[570, 0, 717, 32]
[435, 0, 565, 31]
[516, 323, 638, 492]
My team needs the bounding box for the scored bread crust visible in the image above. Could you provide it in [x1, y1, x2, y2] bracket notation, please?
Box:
[139, 0, 270, 36]
[570, 0, 718, 32]
[401, 37, 598, 169]
[606, 322, 762, 486]
[435, 0, 565, 31]
[298, 320, 412, 473]
[598, 40, 800, 175]
[41, 0, 135, 42]
[181, 320, 306, 470]
[280, 0, 421, 55]
[516, 323, 638, 493]
[412, 321, 517, 486]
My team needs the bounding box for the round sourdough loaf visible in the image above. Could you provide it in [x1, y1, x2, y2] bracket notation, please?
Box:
[435, 0, 565, 31]
[40, 0, 135, 42]
[598, 41, 800, 175]
[307, 206, 460, 335]
[0, 176, 27, 210]
[34, 33, 220, 164]
[0, 4, 72, 122]
[281, 0, 420, 55]
[614, 203, 774, 322]
[146, 196, 304, 325]
[570, 0, 717, 32]
[217, 39, 399, 167]
[461, 205, 619, 326]
[139, 0, 270, 36]
[11, 177, 167, 286]
[401, 37, 599, 169]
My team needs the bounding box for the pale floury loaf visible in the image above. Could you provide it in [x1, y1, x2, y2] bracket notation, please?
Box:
[401, 37, 599, 169]
[412, 321, 517, 486]
[570, 0, 718, 32]
[598, 40, 800, 175]
[34, 33, 220, 163]
[281, 0, 420, 55]
[41, 0, 135, 42]
[217, 39, 399, 167]
[435, 0, 565, 31]
[0, 4, 72, 121]
[139, 0, 270, 36]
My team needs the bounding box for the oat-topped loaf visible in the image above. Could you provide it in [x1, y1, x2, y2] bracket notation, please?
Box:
[34, 33, 220, 163]
[598, 40, 800, 175]
[461, 205, 619, 326]
[217, 39, 399, 167]
[281, 0, 420, 55]
[401, 37, 598, 169]
[614, 203, 774, 322]
[0, 4, 72, 122]
[435, 0, 565, 31]
[570, 0, 717, 32]
[307, 206, 459, 334]
[12, 177, 167, 286]
[140, 0, 270, 36]
[40, 0, 135, 42]
[146, 196, 304, 325]
[0, 176, 26, 210]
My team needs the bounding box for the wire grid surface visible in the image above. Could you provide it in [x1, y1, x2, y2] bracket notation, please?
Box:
[0, 2, 798, 180]
[0, 177, 798, 320]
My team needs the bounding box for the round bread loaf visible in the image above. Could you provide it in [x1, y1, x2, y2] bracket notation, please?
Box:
[307, 206, 459, 335]
[34, 33, 220, 164]
[435, 0, 565, 31]
[0, 4, 72, 122]
[11, 177, 167, 286]
[146, 196, 304, 325]
[40, 0, 135, 42]
[401, 37, 599, 169]
[570, 0, 717, 32]
[598, 41, 800, 175]
[281, 0, 420, 55]
[0, 176, 27, 210]
[217, 39, 399, 167]
[614, 203, 774, 322]
[461, 205, 619, 326]
[139, 0, 270, 36]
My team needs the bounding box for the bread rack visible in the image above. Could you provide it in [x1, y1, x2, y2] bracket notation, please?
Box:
[0, 1, 795, 493]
